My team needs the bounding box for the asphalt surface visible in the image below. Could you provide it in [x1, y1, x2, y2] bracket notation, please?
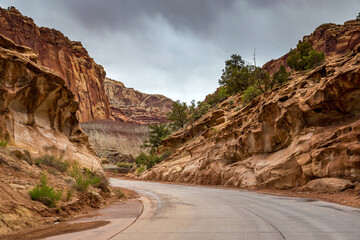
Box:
[109, 178, 360, 240]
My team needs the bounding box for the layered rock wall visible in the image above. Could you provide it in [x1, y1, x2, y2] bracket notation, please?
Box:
[81, 120, 149, 163]
[105, 78, 173, 123]
[0, 34, 101, 170]
[0, 7, 110, 122]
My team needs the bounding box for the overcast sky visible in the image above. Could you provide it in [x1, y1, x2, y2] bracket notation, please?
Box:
[0, 1, 359, 103]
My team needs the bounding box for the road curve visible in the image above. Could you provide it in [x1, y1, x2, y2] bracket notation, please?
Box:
[110, 178, 360, 240]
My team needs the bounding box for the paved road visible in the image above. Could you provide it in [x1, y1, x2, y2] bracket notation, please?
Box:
[110, 178, 360, 240]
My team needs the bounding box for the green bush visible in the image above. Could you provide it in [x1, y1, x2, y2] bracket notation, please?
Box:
[117, 162, 134, 169]
[35, 155, 69, 173]
[160, 151, 172, 161]
[69, 163, 101, 193]
[0, 140, 7, 148]
[135, 152, 162, 169]
[135, 166, 146, 174]
[115, 189, 125, 198]
[206, 86, 229, 106]
[287, 41, 324, 71]
[219, 54, 252, 95]
[167, 100, 188, 131]
[272, 65, 290, 86]
[142, 123, 171, 151]
[65, 189, 73, 201]
[191, 101, 210, 120]
[242, 86, 262, 104]
[29, 173, 62, 208]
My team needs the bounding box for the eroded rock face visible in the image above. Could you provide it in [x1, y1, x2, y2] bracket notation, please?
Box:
[0, 7, 110, 122]
[263, 20, 360, 75]
[105, 78, 173, 124]
[142, 47, 360, 189]
[80, 120, 149, 163]
[0, 34, 101, 170]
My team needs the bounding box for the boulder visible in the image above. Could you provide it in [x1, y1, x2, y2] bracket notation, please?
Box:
[302, 178, 354, 192]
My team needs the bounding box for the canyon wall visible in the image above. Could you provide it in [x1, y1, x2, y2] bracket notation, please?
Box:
[105, 78, 173, 124]
[0, 7, 110, 122]
[0, 34, 101, 170]
[81, 79, 173, 162]
[81, 120, 149, 163]
[263, 20, 360, 75]
[142, 43, 360, 189]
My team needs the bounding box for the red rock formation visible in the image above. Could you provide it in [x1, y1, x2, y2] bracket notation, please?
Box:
[0, 7, 110, 122]
[142, 44, 360, 189]
[105, 78, 173, 124]
[263, 20, 360, 75]
[0, 34, 101, 170]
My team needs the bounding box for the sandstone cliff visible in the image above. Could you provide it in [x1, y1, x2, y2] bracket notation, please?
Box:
[0, 7, 110, 122]
[0, 34, 101, 170]
[263, 20, 360, 75]
[105, 78, 173, 124]
[142, 44, 360, 189]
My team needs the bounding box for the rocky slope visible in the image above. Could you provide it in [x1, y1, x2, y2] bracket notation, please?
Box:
[263, 20, 360, 75]
[105, 78, 173, 123]
[142, 43, 360, 190]
[0, 33, 100, 170]
[0, 7, 110, 122]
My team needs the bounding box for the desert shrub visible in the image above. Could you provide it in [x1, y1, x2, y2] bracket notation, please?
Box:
[35, 155, 69, 173]
[219, 54, 252, 94]
[167, 100, 189, 131]
[206, 86, 229, 106]
[135, 152, 162, 169]
[117, 162, 134, 169]
[287, 41, 324, 71]
[135, 166, 146, 174]
[272, 65, 290, 86]
[190, 101, 210, 120]
[357, 12, 360, 21]
[142, 123, 171, 151]
[228, 99, 234, 105]
[0, 140, 7, 148]
[69, 163, 101, 193]
[219, 54, 273, 95]
[160, 151, 172, 161]
[65, 189, 74, 201]
[115, 189, 125, 198]
[29, 173, 62, 208]
[242, 86, 262, 104]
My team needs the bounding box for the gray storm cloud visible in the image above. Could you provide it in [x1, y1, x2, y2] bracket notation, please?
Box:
[0, 0, 358, 103]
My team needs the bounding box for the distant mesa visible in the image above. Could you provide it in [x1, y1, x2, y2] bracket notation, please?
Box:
[105, 78, 173, 124]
